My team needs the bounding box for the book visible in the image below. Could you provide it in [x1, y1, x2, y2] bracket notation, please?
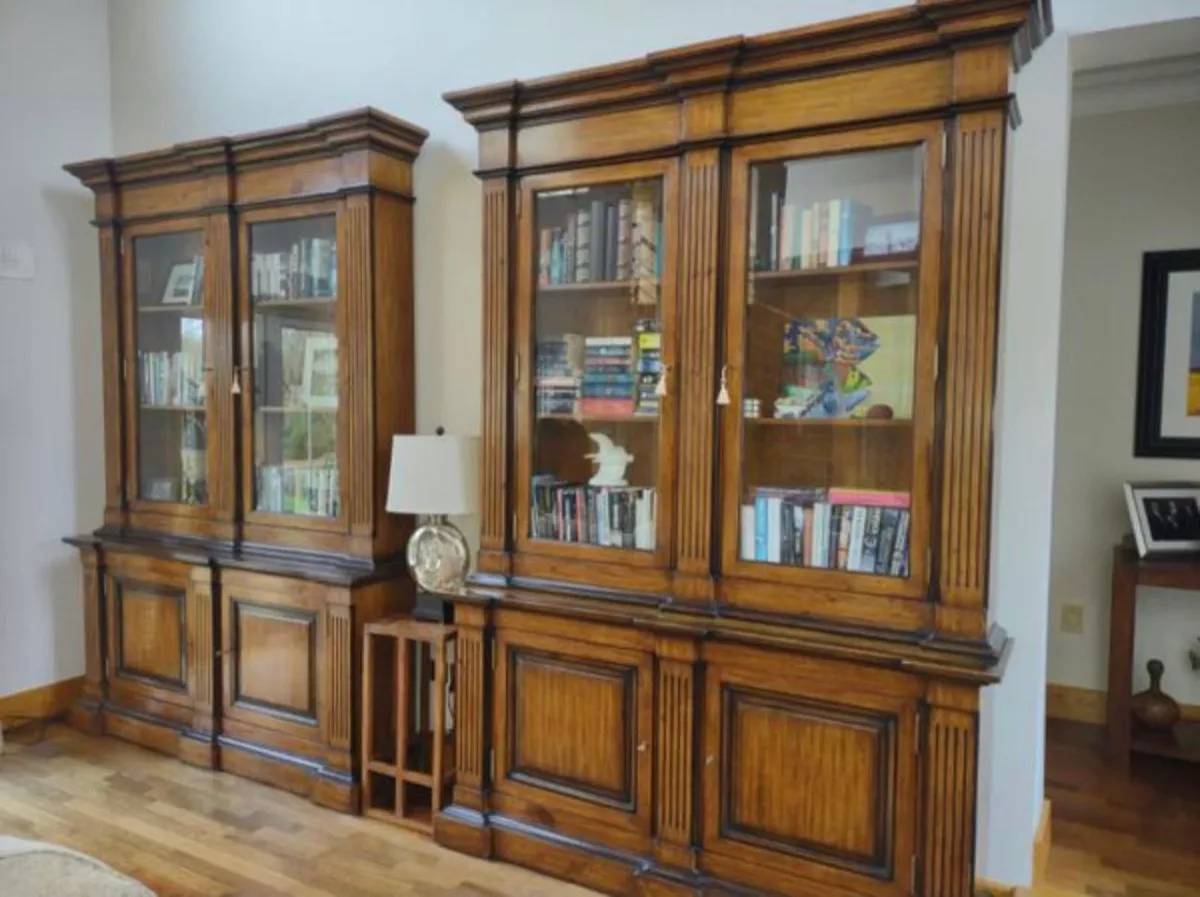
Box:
[550, 228, 563, 284]
[847, 505, 866, 571]
[575, 207, 591, 282]
[836, 506, 852, 569]
[780, 203, 796, 270]
[590, 199, 607, 283]
[768, 192, 780, 270]
[876, 509, 901, 574]
[616, 199, 632, 280]
[861, 507, 884, 573]
[631, 182, 658, 304]
[827, 488, 911, 508]
[740, 505, 756, 560]
[826, 199, 842, 268]
[889, 510, 911, 576]
[605, 204, 619, 281]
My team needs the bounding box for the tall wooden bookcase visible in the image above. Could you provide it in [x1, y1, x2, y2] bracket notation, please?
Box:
[438, 2, 1050, 896]
[63, 108, 426, 811]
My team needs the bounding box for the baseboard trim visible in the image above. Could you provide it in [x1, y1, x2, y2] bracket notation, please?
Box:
[1034, 799, 1052, 886]
[976, 879, 1016, 897]
[0, 676, 84, 725]
[1047, 683, 1200, 725]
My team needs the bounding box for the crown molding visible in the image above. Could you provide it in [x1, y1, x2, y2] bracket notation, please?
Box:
[1073, 54, 1200, 118]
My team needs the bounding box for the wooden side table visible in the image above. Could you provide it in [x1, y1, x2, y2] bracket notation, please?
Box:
[361, 616, 456, 831]
[1106, 541, 1200, 767]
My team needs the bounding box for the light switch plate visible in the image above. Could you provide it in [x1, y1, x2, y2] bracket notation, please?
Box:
[0, 242, 36, 280]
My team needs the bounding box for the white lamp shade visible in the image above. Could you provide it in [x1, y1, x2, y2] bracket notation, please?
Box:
[386, 434, 480, 516]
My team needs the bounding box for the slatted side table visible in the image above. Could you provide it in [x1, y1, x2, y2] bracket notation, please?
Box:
[361, 616, 456, 832]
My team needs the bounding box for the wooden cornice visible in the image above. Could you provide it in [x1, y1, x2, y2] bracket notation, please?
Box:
[64, 107, 428, 190]
[444, 0, 1052, 129]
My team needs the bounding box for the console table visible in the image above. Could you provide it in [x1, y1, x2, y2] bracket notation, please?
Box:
[1107, 541, 1200, 767]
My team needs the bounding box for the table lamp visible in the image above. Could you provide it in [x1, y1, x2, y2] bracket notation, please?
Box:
[386, 430, 480, 620]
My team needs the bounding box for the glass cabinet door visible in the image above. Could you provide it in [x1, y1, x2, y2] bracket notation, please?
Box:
[130, 229, 208, 506]
[247, 214, 340, 520]
[724, 135, 938, 595]
[521, 175, 670, 557]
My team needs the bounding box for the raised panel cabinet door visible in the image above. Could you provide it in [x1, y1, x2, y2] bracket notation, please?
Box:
[701, 645, 920, 897]
[220, 572, 328, 746]
[105, 563, 194, 726]
[718, 120, 945, 620]
[493, 627, 654, 853]
[511, 158, 680, 595]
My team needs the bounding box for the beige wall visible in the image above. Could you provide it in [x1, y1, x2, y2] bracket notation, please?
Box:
[1050, 100, 1200, 704]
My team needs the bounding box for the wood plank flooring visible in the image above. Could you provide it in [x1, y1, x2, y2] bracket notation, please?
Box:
[0, 721, 1196, 896]
[0, 724, 597, 897]
[1041, 719, 1200, 897]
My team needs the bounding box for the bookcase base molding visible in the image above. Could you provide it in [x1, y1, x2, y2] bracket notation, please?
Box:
[67, 532, 410, 811]
[434, 589, 1006, 897]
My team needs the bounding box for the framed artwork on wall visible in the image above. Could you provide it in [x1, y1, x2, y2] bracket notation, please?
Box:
[1134, 249, 1200, 458]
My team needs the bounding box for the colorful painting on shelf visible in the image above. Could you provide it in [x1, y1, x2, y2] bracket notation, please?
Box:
[776, 315, 915, 420]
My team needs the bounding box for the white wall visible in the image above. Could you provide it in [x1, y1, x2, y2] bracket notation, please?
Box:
[0, 0, 112, 698]
[1049, 101, 1200, 704]
[978, 32, 1073, 885]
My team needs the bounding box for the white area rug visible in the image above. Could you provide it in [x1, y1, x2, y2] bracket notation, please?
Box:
[0, 836, 155, 897]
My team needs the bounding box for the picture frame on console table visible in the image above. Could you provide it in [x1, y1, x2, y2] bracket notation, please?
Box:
[1124, 481, 1200, 558]
[1134, 249, 1200, 458]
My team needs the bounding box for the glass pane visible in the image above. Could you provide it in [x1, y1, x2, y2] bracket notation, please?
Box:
[250, 215, 339, 518]
[530, 179, 662, 551]
[133, 230, 207, 505]
[739, 147, 922, 577]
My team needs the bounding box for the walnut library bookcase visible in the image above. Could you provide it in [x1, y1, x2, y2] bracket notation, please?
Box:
[438, 2, 1050, 895]
[63, 108, 425, 811]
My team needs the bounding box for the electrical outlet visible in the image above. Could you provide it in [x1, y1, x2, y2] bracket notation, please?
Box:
[1061, 604, 1084, 635]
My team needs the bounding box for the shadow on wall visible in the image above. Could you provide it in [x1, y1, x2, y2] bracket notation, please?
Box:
[45, 184, 104, 677]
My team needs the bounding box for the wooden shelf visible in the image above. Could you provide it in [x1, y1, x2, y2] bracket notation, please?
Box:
[137, 304, 203, 314]
[1131, 723, 1200, 764]
[367, 760, 397, 777]
[745, 416, 910, 427]
[140, 404, 206, 412]
[751, 256, 918, 284]
[538, 413, 657, 423]
[253, 297, 337, 311]
[258, 405, 339, 413]
[537, 279, 655, 297]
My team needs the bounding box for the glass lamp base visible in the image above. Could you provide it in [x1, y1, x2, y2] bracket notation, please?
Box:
[406, 515, 470, 594]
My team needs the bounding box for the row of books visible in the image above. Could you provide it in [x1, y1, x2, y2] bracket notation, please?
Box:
[252, 238, 337, 301]
[256, 462, 340, 517]
[139, 351, 204, 407]
[753, 195, 875, 271]
[739, 487, 911, 576]
[537, 185, 661, 292]
[530, 479, 656, 550]
[534, 320, 662, 417]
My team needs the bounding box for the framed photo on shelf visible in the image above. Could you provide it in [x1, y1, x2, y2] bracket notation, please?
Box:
[1124, 481, 1200, 558]
[302, 334, 338, 409]
[1134, 249, 1200, 458]
[161, 259, 201, 305]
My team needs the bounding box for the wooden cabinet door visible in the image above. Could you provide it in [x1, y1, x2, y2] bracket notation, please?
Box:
[493, 621, 655, 854]
[717, 120, 946, 629]
[511, 158, 680, 596]
[220, 570, 331, 749]
[105, 554, 196, 727]
[701, 643, 921, 897]
[121, 215, 235, 541]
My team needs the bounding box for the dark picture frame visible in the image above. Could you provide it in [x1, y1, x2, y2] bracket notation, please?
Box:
[1134, 249, 1200, 458]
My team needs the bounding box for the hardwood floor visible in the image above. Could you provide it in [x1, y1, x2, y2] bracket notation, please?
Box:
[1041, 719, 1200, 897]
[0, 724, 597, 897]
[0, 721, 1196, 897]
